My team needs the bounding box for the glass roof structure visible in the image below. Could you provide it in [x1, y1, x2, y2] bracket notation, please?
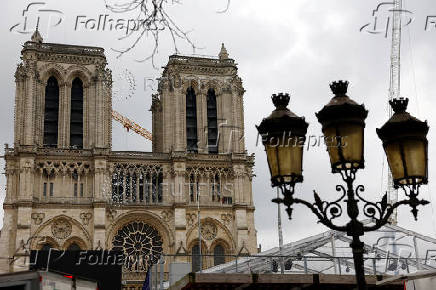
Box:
[205, 220, 436, 276]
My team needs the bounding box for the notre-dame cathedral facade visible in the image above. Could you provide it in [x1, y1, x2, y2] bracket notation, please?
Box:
[0, 30, 257, 285]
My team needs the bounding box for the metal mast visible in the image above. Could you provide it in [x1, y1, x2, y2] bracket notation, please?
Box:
[277, 188, 284, 274]
[387, 0, 402, 224]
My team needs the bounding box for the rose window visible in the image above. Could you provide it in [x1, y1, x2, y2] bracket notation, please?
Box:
[112, 222, 163, 271]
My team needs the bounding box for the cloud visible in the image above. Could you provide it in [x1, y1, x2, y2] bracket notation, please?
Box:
[1, 0, 436, 251]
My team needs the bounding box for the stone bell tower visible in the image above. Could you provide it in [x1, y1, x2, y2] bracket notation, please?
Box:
[0, 30, 112, 272]
[150, 44, 257, 270]
[13, 31, 112, 151]
[152, 43, 246, 155]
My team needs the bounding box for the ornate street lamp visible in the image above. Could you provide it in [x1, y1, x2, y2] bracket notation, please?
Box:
[316, 80, 368, 173]
[256, 93, 308, 216]
[256, 81, 429, 290]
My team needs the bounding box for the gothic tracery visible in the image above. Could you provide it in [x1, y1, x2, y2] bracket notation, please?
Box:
[112, 222, 163, 271]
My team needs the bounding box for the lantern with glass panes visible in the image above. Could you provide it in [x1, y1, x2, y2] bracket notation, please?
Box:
[256, 81, 429, 290]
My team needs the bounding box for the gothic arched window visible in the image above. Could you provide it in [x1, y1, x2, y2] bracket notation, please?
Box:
[43, 76, 59, 147]
[207, 88, 218, 153]
[213, 244, 225, 266]
[186, 87, 198, 153]
[191, 244, 201, 272]
[70, 77, 83, 148]
[67, 242, 81, 251]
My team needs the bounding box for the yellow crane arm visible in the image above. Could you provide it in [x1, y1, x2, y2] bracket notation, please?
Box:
[111, 110, 152, 141]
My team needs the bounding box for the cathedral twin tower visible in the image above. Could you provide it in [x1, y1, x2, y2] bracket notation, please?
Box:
[0, 31, 257, 284]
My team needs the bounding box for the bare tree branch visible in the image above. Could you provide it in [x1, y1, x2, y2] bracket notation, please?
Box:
[105, 0, 230, 65]
[105, 0, 199, 66]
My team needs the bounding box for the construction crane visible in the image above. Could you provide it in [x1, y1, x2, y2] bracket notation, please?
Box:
[387, 0, 402, 224]
[111, 110, 152, 142]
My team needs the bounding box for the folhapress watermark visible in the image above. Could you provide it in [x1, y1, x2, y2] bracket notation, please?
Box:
[256, 132, 348, 152]
[360, 2, 436, 36]
[9, 2, 64, 37]
[360, 2, 413, 38]
[74, 15, 166, 36]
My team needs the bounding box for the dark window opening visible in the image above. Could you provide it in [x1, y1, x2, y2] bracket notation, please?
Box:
[222, 196, 232, 205]
[110, 168, 163, 204]
[117, 171, 124, 203]
[139, 174, 144, 202]
[49, 183, 54, 196]
[125, 173, 131, 201]
[43, 183, 47, 197]
[70, 78, 83, 148]
[41, 243, 53, 251]
[144, 173, 150, 203]
[207, 88, 218, 153]
[43, 76, 59, 147]
[131, 173, 137, 203]
[111, 171, 120, 203]
[189, 174, 195, 202]
[186, 87, 198, 153]
[192, 244, 201, 272]
[67, 243, 81, 251]
[214, 245, 225, 266]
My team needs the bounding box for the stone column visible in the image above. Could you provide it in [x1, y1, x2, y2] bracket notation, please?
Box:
[218, 91, 233, 154]
[232, 165, 244, 204]
[57, 82, 68, 148]
[0, 208, 17, 273]
[174, 207, 187, 262]
[18, 157, 35, 201]
[14, 206, 32, 272]
[234, 207, 249, 255]
[173, 162, 186, 203]
[93, 207, 106, 250]
[23, 69, 36, 146]
[95, 79, 104, 148]
[174, 87, 184, 152]
[88, 82, 96, 149]
[162, 165, 171, 204]
[93, 158, 107, 202]
[14, 74, 24, 146]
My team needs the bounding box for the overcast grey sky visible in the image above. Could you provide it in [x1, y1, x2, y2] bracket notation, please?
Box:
[1, 0, 436, 251]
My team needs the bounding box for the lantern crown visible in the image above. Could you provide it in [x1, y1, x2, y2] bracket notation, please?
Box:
[316, 80, 368, 127]
[377, 97, 428, 140]
[257, 93, 308, 138]
[390, 98, 408, 113]
[330, 80, 349, 96]
[272, 93, 290, 110]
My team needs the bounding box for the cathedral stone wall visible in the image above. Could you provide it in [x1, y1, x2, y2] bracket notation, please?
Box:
[0, 35, 257, 285]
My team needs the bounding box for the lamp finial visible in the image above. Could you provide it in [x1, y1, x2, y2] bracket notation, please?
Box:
[271, 93, 290, 110]
[330, 80, 349, 96]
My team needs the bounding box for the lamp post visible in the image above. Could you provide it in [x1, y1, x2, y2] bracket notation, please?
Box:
[256, 81, 429, 290]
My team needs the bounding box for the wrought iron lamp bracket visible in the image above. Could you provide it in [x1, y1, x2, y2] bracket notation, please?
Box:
[272, 168, 429, 235]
